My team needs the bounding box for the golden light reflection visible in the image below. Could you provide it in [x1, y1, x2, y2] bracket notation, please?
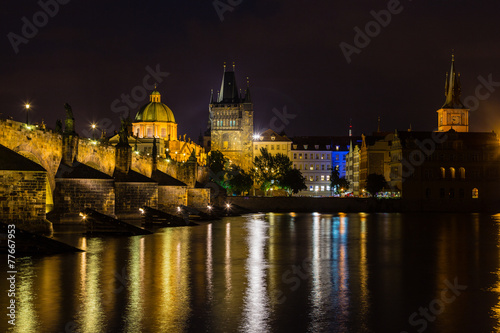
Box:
[154, 229, 191, 332]
[359, 214, 369, 319]
[14, 258, 39, 333]
[240, 215, 270, 332]
[490, 214, 500, 331]
[123, 236, 145, 333]
[76, 238, 107, 333]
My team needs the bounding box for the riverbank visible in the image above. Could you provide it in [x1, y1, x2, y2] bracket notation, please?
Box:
[226, 196, 500, 213]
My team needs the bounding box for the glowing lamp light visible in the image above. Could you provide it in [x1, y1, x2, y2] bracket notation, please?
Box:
[207, 205, 212, 211]
[139, 208, 145, 214]
[252, 134, 260, 140]
[177, 206, 182, 213]
[79, 212, 87, 220]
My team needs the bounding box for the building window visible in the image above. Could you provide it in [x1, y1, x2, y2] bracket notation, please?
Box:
[449, 188, 455, 199]
[305, 153, 308, 159]
[299, 154, 302, 159]
[321, 154, 325, 160]
[316, 154, 319, 159]
[147, 127, 153, 138]
[271, 145, 274, 150]
[315, 176, 319, 181]
[472, 188, 479, 199]
[310, 165, 314, 171]
[293, 164, 296, 169]
[440, 167, 446, 179]
[440, 188, 445, 198]
[294, 153, 297, 159]
[459, 167, 465, 179]
[449, 167, 455, 179]
[309, 176, 314, 181]
[315, 186, 319, 192]
[255, 146, 258, 150]
[327, 175, 330, 181]
[310, 186, 313, 191]
[277, 145, 280, 150]
[321, 186, 325, 191]
[299, 164, 302, 170]
[326, 185, 330, 191]
[327, 154, 330, 160]
[326, 145, 330, 150]
[321, 175, 325, 181]
[459, 188, 465, 198]
[321, 165, 325, 171]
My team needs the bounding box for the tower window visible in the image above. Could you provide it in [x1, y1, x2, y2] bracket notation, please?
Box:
[459, 167, 465, 179]
[472, 188, 479, 199]
[440, 167, 446, 179]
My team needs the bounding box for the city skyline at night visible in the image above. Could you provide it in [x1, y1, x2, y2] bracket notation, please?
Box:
[1, 1, 500, 141]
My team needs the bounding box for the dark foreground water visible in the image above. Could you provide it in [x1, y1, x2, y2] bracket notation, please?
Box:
[2, 213, 500, 333]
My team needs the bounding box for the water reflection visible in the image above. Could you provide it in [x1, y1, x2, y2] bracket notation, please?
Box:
[491, 213, 500, 331]
[14, 258, 39, 333]
[76, 238, 106, 333]
[240, 215, 271, 332]
[3, 213, 500, 332]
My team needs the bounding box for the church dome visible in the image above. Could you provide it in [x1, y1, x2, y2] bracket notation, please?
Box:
[134, 90, 176, 123]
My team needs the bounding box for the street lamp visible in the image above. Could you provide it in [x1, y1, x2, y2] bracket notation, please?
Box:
[25, 103, 30, 125]
[90, 123, 97, 139]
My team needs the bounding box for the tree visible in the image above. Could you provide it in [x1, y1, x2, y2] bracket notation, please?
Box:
[253, 147, 305, 196]
[365, 173, 387, 197]
[226, 165, 253, 195]
[330, 165, 350, 194]
[207, 150, 228, 187]
[281, 168, 307, 195]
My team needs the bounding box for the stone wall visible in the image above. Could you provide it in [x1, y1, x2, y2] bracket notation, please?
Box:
[54, 179, 115, 222]
[114, 182, 158, 218]
[158, 186, 187, 213]
[0, 170, 47, 221]
[187, 188, 210, 209]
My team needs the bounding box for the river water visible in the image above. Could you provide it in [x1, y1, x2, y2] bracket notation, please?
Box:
[2, 213, 500, 333]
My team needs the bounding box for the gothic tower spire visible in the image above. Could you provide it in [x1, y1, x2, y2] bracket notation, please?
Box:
[442, 52, 465, 109]
[436, 53, 469, 132]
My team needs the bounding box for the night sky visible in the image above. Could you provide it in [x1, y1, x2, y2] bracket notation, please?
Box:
[2, 0, 500, 141]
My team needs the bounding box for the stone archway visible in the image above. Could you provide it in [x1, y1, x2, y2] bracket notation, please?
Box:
[16, 150, 55, 213]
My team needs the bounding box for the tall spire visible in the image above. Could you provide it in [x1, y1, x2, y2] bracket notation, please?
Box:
[218, 62, 239, 103]
[442, 52, 465, 108]
[244, 76, 252, 103]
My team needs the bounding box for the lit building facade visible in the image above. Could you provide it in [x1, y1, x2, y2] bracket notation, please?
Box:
[109, 89, 206, 165]
[291, 137, 350, 196]
[252, 129, 292, 160]
[208, 65, 254, 171]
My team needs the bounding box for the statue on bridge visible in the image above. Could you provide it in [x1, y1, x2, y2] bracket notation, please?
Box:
[118, 118, 130, 145]
[64, 103, 75, 134]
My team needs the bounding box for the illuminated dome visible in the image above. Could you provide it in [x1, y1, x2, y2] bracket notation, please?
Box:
[134, 90, 176, 123]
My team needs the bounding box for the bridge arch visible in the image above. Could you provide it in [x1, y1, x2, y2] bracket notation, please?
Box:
[15, 148, 55, 213]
